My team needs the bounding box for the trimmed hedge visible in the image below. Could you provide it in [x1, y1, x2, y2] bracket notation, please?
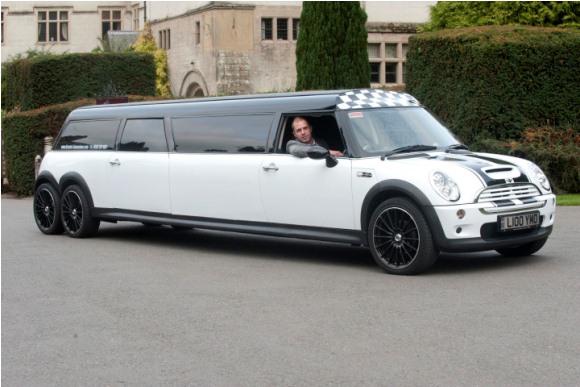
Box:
[406, 26, 580, 143]
[471, 127, 580, 194]
[2, 52, 156, 112]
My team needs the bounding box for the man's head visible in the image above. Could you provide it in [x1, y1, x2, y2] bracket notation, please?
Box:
[291, 117, 314, 145]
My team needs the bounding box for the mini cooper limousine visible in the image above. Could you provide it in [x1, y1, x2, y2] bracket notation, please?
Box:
[33, 89, 556, 275]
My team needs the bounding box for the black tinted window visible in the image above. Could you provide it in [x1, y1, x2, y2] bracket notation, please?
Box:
[172, 115, 272, 153]
[56, 119, 120, 150]
[119, 119, 167, 152]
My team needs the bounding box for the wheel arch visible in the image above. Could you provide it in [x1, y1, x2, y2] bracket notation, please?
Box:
[58, 173, 97, 214]
[361, 179, 434, 234]
[35, 171, 59, 192]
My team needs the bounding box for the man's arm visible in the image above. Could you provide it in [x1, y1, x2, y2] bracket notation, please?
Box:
[286, 139, 313, 158]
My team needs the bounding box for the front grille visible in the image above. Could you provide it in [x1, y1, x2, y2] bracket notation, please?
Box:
[477, 184, 540, 203]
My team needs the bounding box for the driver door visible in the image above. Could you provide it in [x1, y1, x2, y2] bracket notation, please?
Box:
[259, 154, 354, 229]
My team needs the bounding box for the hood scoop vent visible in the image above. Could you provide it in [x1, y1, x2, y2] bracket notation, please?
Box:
[482, 166, 521, 180]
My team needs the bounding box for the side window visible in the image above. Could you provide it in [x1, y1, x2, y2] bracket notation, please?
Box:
[172, 114, 273, 153]
[279, 114, 344, 154]
[119, 119, 167, 152]
[55, 119, 120, 150]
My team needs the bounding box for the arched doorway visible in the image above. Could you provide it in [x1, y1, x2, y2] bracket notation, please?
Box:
[179, 70, 209, 98]
[186, 83, 205, 97]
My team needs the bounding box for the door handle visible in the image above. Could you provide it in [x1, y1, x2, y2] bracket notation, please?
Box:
[262, 163, 279, 171]
[109, 159, 121, 166]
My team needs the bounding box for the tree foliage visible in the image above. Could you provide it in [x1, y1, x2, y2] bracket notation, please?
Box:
[422, 1, 580, 31]
[295, 2, 370, 91]
[132, 23, 172, 97]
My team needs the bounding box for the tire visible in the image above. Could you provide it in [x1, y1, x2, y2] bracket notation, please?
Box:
[61, 185, 100, 238]
[33, 183, 64, 235]
[496, 237, 548, 257]
[368, 197, 439, 275]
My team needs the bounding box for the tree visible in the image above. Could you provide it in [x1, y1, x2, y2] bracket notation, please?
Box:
[422, 1, 580, 31]
[295, 2, 370, 91]
[132, 23, 172, 97]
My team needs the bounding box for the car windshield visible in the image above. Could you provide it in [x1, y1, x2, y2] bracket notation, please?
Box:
[345, 107, 461, 157]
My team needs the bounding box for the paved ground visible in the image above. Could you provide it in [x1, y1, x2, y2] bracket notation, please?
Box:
[2, 197, 579, 386]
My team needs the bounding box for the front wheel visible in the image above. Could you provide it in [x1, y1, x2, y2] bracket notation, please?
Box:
[496, 237, 548, 257]
[33, 183, 64, 235]
[61, 185, 100, 238]
[368, 198, 439, 275]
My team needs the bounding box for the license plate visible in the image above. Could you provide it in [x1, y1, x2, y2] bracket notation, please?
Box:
[498, 211, 541, 232]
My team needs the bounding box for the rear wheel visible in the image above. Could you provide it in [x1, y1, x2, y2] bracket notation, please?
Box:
[61, 185, 100, 238]
[496, 237, 548, 257]
[368, 198, 438, 275]
[33, 183, 64, 235]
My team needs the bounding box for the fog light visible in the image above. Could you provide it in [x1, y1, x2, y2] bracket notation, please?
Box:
[456, 227, 462, 234]
[456, 209, 465, 219]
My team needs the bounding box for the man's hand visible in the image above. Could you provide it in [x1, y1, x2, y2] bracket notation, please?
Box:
[330, 150, 343, 157]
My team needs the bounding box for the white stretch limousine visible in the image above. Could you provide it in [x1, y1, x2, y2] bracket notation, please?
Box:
[33, 89, 556, 275]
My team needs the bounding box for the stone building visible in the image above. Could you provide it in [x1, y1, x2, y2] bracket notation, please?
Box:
[1, 1, 434, 97]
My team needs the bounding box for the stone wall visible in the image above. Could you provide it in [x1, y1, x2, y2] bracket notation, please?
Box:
[216, 51, 251, 95]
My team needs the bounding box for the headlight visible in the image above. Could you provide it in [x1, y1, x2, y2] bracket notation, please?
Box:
[430, 171, 460, 201]
[527, 162, 551, 191]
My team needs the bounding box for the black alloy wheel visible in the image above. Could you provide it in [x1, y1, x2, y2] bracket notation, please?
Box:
[61, 185, 100, 238]
[369, 197, 438, 275]
[33, 183, 64, 234]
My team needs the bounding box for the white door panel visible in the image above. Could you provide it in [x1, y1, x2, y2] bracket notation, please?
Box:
[169, 154, 267, 221]
[42, 151, 114, 208]
[260, 155, 355, 229]
[108, 153, 171, 213]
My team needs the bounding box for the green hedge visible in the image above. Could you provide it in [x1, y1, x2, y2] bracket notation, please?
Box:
[406, 26, 580, 143]
[471, 127, 580, 194]
[2, 52, 156, 111]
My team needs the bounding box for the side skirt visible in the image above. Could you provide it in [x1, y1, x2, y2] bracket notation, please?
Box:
[93, 208, 367, 245]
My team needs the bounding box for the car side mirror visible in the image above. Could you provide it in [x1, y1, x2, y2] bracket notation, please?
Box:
[307, 146, 338, 168]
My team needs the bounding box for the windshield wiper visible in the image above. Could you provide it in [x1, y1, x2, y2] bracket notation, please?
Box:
[445, 143, 469, 152]
[381, 145, 437, 160]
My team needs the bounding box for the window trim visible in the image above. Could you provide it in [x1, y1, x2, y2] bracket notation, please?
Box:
[100, 8, 123, 38]
[368, 41, 407, 85]
[36, 8, 70, 43]
[1, 10, 5, 44]
[262, 17, 300, 42]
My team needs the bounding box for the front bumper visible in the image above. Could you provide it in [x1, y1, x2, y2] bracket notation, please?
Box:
[425, 193, 556, 253]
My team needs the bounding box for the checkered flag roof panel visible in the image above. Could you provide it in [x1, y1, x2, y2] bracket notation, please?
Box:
[336, 89, 420, 110]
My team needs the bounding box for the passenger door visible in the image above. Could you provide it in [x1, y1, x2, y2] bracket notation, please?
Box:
[168, 114, 273, 222]
[108, 118, 172, 213]
[259, 155, 355, 229]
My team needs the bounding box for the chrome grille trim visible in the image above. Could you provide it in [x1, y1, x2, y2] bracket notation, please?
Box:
[477, 184, 540, 203]
[480, 201, 546, 214]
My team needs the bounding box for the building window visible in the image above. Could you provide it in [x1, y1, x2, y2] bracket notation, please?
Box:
[367, 44, 380, 58]
[385, 43, 397, 58]
[292, 19, 300, 40]
[102, 9, 122, 38]
[368, 41, 407, 85]
[277, 18, 288, 40]
[37, 10, 68, 42]
[262, 17, 300, 42]
[370, 63, 380, 83]
[132, 5, 139, 31]
[385, 63, 397, 83]
[261, 18, 272, 40]
[195, 21, 200, 45]
[159, 29, 170, 50]
[1, 11, 4, 44]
